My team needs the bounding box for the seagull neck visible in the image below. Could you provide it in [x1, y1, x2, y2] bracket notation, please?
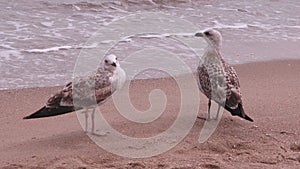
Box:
[114, 66, 126, 90]
[202, 47, 226, 66]
[104, 67, 116, 73]
[206, 46, 222, 58]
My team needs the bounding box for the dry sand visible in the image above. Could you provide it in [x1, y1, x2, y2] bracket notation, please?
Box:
[0, 60, 300, 169]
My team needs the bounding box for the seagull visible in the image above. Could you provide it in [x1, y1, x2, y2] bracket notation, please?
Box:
[195, 29, 253, 122]
[23, 54, 127, 133]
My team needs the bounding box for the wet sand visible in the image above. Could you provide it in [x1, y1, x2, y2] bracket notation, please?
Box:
[0, 60, 300, 168]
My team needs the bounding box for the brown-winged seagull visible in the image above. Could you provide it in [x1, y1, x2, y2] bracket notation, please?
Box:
[23, 54, 127, 132]
[195, 29, 253, 122]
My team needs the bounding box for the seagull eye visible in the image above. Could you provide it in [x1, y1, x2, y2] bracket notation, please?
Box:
[204, 31, 211, 36]
[105, 60, 108, 63]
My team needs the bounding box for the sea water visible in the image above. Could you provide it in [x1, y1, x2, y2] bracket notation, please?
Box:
[1, 0, 299, 90]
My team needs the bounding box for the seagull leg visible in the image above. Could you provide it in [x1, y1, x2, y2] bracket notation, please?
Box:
[197, 99, 211, 120]
[196, 99, 213, 121]
[207, 99, 212, 121]
[91, 108, 95, 134]
[84, 109, 88, 133]
[215, 104, 221, 120]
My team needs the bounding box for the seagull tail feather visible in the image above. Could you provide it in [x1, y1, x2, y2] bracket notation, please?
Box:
[23, 106, 75, 119]
[224, 103, 254, 122]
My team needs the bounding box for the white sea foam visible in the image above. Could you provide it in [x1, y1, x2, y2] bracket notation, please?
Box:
[212, 20, 248, 29]
[100, 40, 115, 44]
[0, 44, 15, 50]
[73, 5, 81, 11]
[40, 21, 54, 27]
[137, 33, 195, 39]
[119, 38, 133, 43]
[25, 46, 73, 53]
[138, 34, 170, 38]
[24, 43, 98, 53]
[248, 23, 300, 30]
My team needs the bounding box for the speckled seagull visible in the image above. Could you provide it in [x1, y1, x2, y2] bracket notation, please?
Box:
[195, 29, 253, 122]
[23, 54, 127, 132]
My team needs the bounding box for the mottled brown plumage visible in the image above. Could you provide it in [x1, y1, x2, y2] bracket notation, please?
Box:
[45, 68, 114, 109]
[195, 29, 253, 122]
[24, 54, 127, 132]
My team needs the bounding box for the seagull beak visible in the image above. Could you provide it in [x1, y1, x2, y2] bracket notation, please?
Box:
[195, 32, 204, 37]
[111, 62, 117, 67]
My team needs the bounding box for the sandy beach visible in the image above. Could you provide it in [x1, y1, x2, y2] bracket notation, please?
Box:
[0, 60, 300, 169]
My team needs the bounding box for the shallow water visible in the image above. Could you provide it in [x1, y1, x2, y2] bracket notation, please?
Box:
[1, 0, 300, 90]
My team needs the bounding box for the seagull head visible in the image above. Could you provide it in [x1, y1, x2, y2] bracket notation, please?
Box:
[195, 29, 222, 51]
[104, 54, 119, 71]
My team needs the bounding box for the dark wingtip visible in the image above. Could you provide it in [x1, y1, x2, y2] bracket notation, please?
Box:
[238, 104, 254, 122]
[23, 114, 40, 119]
[23, 106, 75, 120]
[23, 116, 31, 119]
[23, 106, 47, 120]
[224, 103, 254, 122]
[244, 114, 254, 122]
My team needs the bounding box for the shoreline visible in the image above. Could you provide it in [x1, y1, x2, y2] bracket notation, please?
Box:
[1, 59, 300, 168]
[1, 58, 299, 92]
